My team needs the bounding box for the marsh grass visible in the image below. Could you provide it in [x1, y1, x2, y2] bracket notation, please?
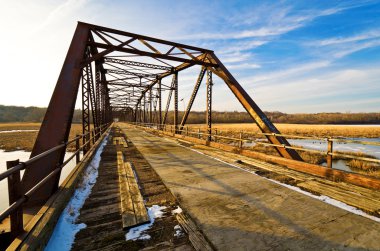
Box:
[0, 123, 84, 151]
[189, 123, 380, 138]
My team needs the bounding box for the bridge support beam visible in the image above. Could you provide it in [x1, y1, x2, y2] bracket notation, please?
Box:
[206, 69, 213, 142]
[22, 22, 91, 206]
[158, 79, 162, 126]
[209, 53, 302, 161]
[173, 72, 178, 133]
[179, 67, 206, 133]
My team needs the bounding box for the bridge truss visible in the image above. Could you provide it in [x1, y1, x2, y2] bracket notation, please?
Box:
[21, 22, 302, 206]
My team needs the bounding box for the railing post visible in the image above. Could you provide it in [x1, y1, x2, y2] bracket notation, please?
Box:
[91, 130, 95, 145]
[75, 135, 80, 164]
[327, 138, 333, 168]
[186, 126, 189, 136]
[214, 129, 218, 143]
[239, 132, 243, 148]
[7, 160, 23, 239]
[198, 128, 201, 139]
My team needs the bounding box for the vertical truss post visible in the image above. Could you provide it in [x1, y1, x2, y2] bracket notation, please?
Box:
[158, 79, 162, 127]
[134, 106, 138, 123]
[95, 63, 101, 139]
[143, 93, 146, 123]
[174, 72, 178, 133]
[179, 67, 206, 132]
[149, 88, 152, 124]
[206, 69, 212, 141]
[85, 52, 98, 140]
[82, 68, 91, 154]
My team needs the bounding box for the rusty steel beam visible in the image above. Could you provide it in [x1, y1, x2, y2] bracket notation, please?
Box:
[179, 67, 206, 132]
[149, 88, 153, 123]
[22, 23, 90, 206]
[162, 74, 176, 125]
[82, 64, 91, 154]
[206, 70, 212, 141]
[88, 41, 217, 67]
[208, 53, 302, 161]
[158, 79, 162, 125]
[83, 22, 212, 54]
[105, 69, 157, 78]
[136, 53, 208, 105]
[173, 72, 178, 132]
[104, 57, 172, 71]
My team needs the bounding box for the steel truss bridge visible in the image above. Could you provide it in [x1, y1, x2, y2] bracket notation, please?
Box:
[1, 22, 380, 251]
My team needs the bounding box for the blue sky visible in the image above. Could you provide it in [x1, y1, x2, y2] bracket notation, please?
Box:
[0, 0, 379, 113]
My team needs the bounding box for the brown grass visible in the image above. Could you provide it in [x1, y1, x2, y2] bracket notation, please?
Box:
[186, 123, 380, 177]
[188, 123, 380, 138]
[0, 122, 41, 131]
[0, 123, 83, 152]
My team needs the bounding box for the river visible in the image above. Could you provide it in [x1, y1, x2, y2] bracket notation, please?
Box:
[0, 150, 80, 212]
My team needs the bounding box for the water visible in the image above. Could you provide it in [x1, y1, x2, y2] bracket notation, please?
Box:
[0, 150, 80, 212]
[242, 137, 380, 172]
[288, 138, 380, 172]
[288, 138, 380, 159]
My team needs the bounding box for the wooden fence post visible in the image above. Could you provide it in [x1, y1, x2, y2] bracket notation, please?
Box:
[239, 132, 243, 148]
[75, 135, 80, 164]
[327, 138, 333, 168]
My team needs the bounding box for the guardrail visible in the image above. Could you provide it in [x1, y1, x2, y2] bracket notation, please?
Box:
[130, 122, 380, 169]
[0, 122, 111, 238]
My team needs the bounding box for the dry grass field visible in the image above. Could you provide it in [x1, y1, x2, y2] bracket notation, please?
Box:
[1, 122, 379, 177]
[0, 123, 83, 152]
[188, 123, 380, 138]
[186, 123, 380, 177]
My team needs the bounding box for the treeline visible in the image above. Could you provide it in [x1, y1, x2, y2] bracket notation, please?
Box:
[0, 105, 82, 123]
[162, 111, 380, 124]
[0, 105, 379, 124]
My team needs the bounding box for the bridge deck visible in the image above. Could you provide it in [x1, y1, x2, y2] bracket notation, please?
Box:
[71, 127, 194, 250]
[120, 124, 380, 250]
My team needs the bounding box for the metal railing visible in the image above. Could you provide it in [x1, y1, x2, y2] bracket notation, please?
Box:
[0, 122, 110, 237]
[131, 122, 380, 168]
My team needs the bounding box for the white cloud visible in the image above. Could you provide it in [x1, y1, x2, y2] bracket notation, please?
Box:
[246, 66, 380, 112]
[317, 29, 380, 46]
[241, 61, 331, 85]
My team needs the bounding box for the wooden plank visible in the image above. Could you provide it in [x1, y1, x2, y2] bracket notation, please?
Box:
[124, 162, 149, 224]
[297, 181, 380, 216]
[113, 136, 128, 147]
[117, 151, 136, 229]
[176, 213, 215, 251]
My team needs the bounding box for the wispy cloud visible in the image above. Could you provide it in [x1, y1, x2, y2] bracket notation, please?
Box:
[176, 5, 346, 41]
[246, 66, 380, 112]
[241, 60, 331, 85]
[317, 29, 380, 46]
[29, 0, 89, 35]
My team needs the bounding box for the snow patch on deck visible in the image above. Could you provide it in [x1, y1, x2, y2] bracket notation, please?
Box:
[171, 206, 182, 214]
[126, 205, 167, 241]
[45, 134, 109, 251]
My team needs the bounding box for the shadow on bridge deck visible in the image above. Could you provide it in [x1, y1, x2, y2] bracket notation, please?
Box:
[119, 123, 380, 251]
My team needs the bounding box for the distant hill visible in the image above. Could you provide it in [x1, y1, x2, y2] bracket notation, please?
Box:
[0, 105, 82, 123]
[0, 105, 379, 124]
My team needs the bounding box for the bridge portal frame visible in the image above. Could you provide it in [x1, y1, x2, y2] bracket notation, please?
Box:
[21, 22, 302, 207]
